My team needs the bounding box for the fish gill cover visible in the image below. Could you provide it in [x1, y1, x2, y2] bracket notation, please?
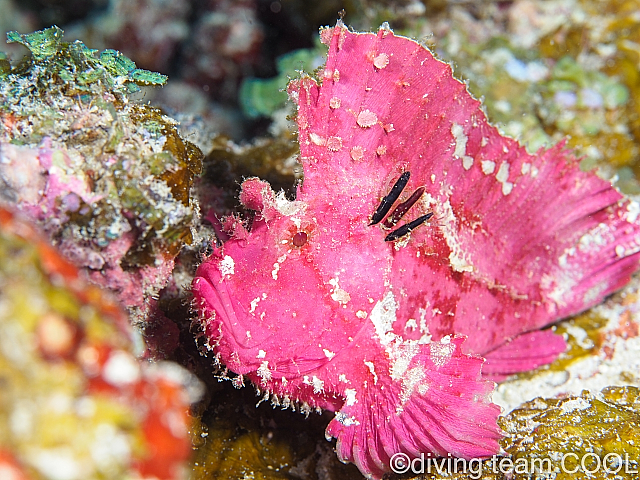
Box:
[193, 22, 640, 479]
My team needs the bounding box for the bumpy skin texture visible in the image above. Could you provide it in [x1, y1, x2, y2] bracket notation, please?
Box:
[193, 23, 640, 479]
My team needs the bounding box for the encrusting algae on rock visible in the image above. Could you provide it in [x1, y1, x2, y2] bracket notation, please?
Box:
[405, 386, 640, 480]
[0, 27, 203, 347]
[193, 22, 640, 479]
[2, 11, 640, 480]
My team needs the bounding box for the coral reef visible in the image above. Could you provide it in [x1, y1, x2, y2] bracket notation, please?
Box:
[0, 206, 201, 480]
[0, 26, 203, 350]
[1, 2, 640, 480]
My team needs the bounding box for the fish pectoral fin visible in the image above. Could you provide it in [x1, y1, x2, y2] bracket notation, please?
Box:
[325, 335, 502, 480]
[482, 329, 566, 381]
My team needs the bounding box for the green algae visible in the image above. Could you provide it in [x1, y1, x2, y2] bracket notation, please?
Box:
[239, 46, 325, 118]
[201, 135, 300, 214]
[6, 26, 65, 60]
[6, 26, 166, 93]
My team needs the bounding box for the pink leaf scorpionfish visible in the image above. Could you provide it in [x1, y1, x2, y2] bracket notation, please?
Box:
[193, 23, 640, 479]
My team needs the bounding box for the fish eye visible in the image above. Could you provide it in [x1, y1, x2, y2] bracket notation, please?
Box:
[292, 231, 308, 247]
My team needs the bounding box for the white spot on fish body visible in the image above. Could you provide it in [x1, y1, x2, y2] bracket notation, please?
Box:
[345, 388, 357, 406]
[405, 318, 418, 331]
[312, 376, 324, 393]
[373, 52, 389, 69]
[357, 109, 378, 128]
[430, 339, 455, 367]
[364, 361, 378, 384]
[496, 162, 509, 183]
[327, 136, 343, 151]
[334, 412, 360, 427]
[397, 366, 426, 414]
[350, 146, 365, 162]
[250, 296, 261, 313]
[323, 348, 335, 359]
[370, 291, 398, 346]
[451, 123, 467, 158]
[219, 255, 235, 277]
[451, 123, 473, 169]
[303, 375, 325, 393]
[257, 361, 272, 382]
[496, 162, 513, 195]
[481, 160, 495, 174]
[309, 132, 325, 146]
[328, 277, 351, 305]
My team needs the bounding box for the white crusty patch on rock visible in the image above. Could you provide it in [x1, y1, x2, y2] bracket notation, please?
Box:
[103, 351, 140, 386]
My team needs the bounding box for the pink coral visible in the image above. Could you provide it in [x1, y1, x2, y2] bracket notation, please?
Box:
[193, 23, 640, 479]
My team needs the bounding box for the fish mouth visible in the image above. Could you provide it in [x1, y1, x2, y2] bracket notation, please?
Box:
[193, 263, 264, 352]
